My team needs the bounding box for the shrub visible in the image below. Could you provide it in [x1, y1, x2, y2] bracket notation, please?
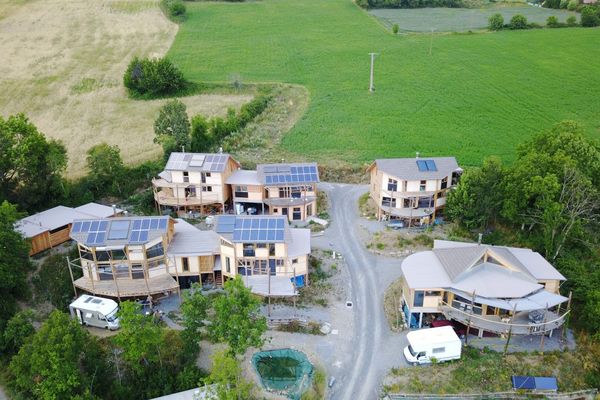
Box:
[581, 5, 600, 27]
[559, 0, 569, 8]
[123, 57, 186, 97]
[510, 14, 528, 29]
[567, 0, 578, 10]
[356, 0, 370, 8]
[547, 15, 559, 27]
[566, 15, 578, 25]
[392, 24, 399, 34]
[488, 13, 504, 30]
[161, 0, 186, 21]
[544, 0, 561, 8]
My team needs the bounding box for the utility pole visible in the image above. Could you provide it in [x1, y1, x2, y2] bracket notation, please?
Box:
[368, 52, 378, 92]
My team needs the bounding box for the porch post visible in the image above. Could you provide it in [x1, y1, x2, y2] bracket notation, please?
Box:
[66, 256, 78, 298]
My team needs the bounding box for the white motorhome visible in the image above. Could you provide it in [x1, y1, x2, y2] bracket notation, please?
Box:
[69, 295, 120, 330]
[404, 326, 461, 365]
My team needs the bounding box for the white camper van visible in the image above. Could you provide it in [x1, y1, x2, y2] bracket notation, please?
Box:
[69, 295, 120, 330]
[404, 326, 461, 365]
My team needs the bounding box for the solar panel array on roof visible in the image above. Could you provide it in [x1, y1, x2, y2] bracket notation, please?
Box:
[165, 153, 229, 172]
[72, 217, 168, 246]
[416, 159, 438, 172]
[203, 154, 228, 172]
[232, 217, 286, 242]
[165, 153, 188, 170]
[215, 215, 236, 234]
[263, 165, 318, 185]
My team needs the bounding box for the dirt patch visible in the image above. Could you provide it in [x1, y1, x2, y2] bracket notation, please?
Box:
[359, 192, 377, 219]
[0, 0, 251, 177]
[384, 278, 406, 333]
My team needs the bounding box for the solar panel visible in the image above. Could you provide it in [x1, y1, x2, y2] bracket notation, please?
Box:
[158, 218, 168, 229]
[72, 221, 82, 233]
[425, 160, 437, 171]
[416, 160, 428, 172]
[263, 166, 278, 173]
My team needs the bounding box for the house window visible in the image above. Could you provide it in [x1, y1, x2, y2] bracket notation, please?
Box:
[387, 178, 398, 191]
[307, 204, 313, 216]
[425, 291, 441, 296]
[243, 244, 255, 257]
[182, 257, 189, 272]
[282, 208, 288, 216]
[269, 244, 276, 256]
[414, 291, 424, 307]
[306, 185, 313, 192]
[202, 186, 213, 192]
[291, 187, 302, 199]
[403, 181, 408, 191]
[279, 187, 290, 198]
[441, 176, 448, 190]
[382, 197, 396, 207]
[293, 207, 302, 220]
[257, 243, 267, 249]
[183, 171, 189, 183]
[226, 257, 231, 273]
[273, 208, 278, 213]
[292, 258, 299, 264]
[202, 172, 211, 183]
[234, 186, 248, 198]
[419, 180, 426, 191]
[146, 243, 165, 259]
[403, 198, 414, 208]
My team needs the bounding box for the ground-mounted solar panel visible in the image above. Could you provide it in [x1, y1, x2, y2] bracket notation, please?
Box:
[425, 160, 437, 171]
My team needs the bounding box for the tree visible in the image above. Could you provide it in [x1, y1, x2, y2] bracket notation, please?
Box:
[0, 114, 67, 212]
[1, 309, 35, 356]
[8, 311, 109, 400]
[510, 14, 528, 29]
[86, 143, 125, 196]
[205, 350, 254, 400]
[0, 201, 31, 329]
[32, 250, 82, 310]
[154, 99, 191, 159]
[190, 115, 213, 153]
[446, 157, 505, 230]
[488, 13, 504, 30]
[581, 6, 600, 27]
[180, 283, 209, 353]
[546, 15, 559, 27]
[209, 276, 267, 356]
[124, 57, 186, 97]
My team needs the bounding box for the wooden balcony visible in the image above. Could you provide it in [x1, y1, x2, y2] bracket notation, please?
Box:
[154, 191, 222, 207]
[74, 273, 179, 298]
[440, 303, 569, 335]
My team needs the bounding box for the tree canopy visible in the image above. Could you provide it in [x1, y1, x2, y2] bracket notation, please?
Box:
[0, 114, 67, 212]
[86, 143, 126, 197]
[154, 99, 191, 160]
[205, 350, 255, 400]
[180, 283, 209, 354]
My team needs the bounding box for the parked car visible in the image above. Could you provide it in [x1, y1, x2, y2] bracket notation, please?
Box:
[386, 220, 405, 230]
[404, 326, 461, 365]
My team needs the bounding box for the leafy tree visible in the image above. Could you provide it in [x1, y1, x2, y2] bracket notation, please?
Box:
[0, 201, 31, 329]
[154, 99, 191, 159]
[581, 5, 600, 27]
[0, 114, 67, 212]
[209, 276, 267, 355]
[124, 57, 186, 97]
[205, 350, 254, 400]
[510, 14, 528, 29]
[190, 115, 213, 152]
[180, 283, 210, 353]
[1, 309, 35, 356]
[488, 13, 504, 30]
[32, 249, 82, 310]
[546, 15, 559, 27]
[8, 310, 110, 399]
[86, 143, 125, 196]
[446, 157, 505, 230]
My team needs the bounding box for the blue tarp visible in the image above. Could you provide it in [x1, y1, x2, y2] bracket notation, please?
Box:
[512, 376, 558, 391]
[290, 275, 305, 288]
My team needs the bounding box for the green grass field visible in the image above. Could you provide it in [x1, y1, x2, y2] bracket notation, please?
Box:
[168, 0, 600, 167]
[370, 5, 578, 32]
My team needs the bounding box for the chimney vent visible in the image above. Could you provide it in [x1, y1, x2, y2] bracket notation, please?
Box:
[416, 151, 420, 159]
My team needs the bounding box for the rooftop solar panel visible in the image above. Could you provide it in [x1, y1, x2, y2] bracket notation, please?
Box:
[158, 218, 168, 229]
[416, 160, 428, 172]
[425, 160, 437, 171]
[72, 221, 82, 233]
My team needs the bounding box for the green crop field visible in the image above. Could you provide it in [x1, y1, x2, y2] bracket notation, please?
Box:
[370, 5, 578, 32]
[168, 0, 600, 167]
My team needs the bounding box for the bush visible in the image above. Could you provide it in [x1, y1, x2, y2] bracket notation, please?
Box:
[488, 13, 504, 30]
[161, 0, 186, 21]
[510, 14, 528, 29]
[356, 0, 370, 8]
[581, 5, 600, 27]
[547, 15, 559, 27]
[566, 15, 578, 25]
[559, 0, 569, 8]
[567, 0, 578, 10]
[392, 24, 399, 34]
[123, 57, 186, 97]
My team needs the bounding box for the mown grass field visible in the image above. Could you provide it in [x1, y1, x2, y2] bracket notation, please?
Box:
[169, 0, 600, 167]
[370, 4, 578, 32]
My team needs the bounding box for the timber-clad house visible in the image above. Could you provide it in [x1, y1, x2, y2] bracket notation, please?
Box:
[367, 155, 462, 225]
[400, 240, 570, 336]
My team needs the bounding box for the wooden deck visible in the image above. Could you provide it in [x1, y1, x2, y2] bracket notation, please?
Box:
[441, 304, 568, 335]
[74, 274, 179, 298]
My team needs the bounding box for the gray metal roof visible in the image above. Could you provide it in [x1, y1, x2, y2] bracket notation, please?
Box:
[225, 170, 261, 186]
[167, 219, 220, 256]
[371, 157, 459, 180]
[257, 162, 319, 185]
[433, 246, 486, 281]
[288, 228, 311, 258]
[74, 203, 122, 218]
[451, 262, 542, 298]
[164, 152, 236, 173]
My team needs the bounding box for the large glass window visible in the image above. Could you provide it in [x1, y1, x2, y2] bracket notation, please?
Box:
[387, 178, 398, 191]
[243, 244, 255, 257]
[414, 291, 425, 307]
[419, 180, 427, 191]
[293, 207, 302, 220]
[234, 186, 248, 198]
[145, 243, 164, 259]
[382, 197, 396, 207]
[441, 176, 448, 190]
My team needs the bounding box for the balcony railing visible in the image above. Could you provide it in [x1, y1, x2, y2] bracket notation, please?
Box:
[154, 191, 221, 206]
[440, 302, 569, 335]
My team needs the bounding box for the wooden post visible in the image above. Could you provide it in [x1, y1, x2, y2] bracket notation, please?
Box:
[504, 303, 517, 356]
[66, 256, 78, 298]
[540, 303, 549, 354]
[465, 290, 476, 345]
[431, 191, 439, 226]
[141, 245, 152, 298]
[563, 291, 572, 340]
[110, 262, 122, 302]
[267, 263, 271, 318]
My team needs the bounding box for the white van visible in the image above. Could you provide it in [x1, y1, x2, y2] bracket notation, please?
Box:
[404, 326, 461, 365]
[69, 295, 120, 330]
